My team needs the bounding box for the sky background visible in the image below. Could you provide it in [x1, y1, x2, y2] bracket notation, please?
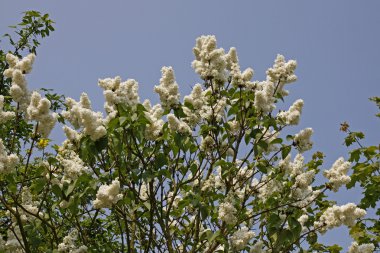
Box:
[1, 1, 379, 250]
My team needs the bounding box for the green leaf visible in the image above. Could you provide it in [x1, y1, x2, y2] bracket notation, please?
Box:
[270, 138, 283, 145]
[282, 146, 291, 159]
[119, 116, 128, 126]
[143, 202, 151, 210]
[207, 230, 220, 242]
[276, 229, 293, 245]
[65, 181, 76, 196]
[327, 244, 343, 253]
[31, 178, 46, 193]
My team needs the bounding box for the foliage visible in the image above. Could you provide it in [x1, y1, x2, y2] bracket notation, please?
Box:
[341, 98, 380, 250]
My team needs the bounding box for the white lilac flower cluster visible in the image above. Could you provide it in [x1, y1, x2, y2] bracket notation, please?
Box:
[167, 113, 192, 135]
[98, 76, 140, 121]
[277, 99, 304, 125]
[218, 200, 237, 225]
[214, 166, 225, 189]
[1, 226, 23, 252]
[281, 154, 315, 187]
[280, 154, 304, 177]
[266, 54, 297, 96]
[254, 81, 276, 113]
[348, 241, 375, 253]
[252, 54, 297, 113]
[191, 95, 227, 124]
[291, 172, 319, 208]
[143, 100, 164, 140]
[154, 66, 180, 109]
[252, 174, 283, 201]
[264, 154, 320, 208]
[250, 240, 265, 253]
[323, 157, 351, 192]
[0, 95, 15, 123]
[63, 126, 81, 142]
[183, 83, 208, 127]
[297, 214, 309, 233]
[62, 93, 106, 141]
[200, 135, 215, 153]
[230, 226, 255, 250]
[93, 178, 123, 209]
[314, 203, 366, 234]
[139, 182, 149, 201]
[19, 188, 42, 220]
[294, 128, 314, 153]
[3, 188, 41, 251]
[225, 47, 254, 88]
[274, 154, 320, 208]
[166, 191, 182, 210]
[227, 120, 240, 135]
[26, 91, 57, 137]
[57, 149, 90, 184]
[0, 139, 18, 174]
[201, 174, 216, 192]
[192, 35, 227, 83]
[58, 230, 88, 253]
[3, 53, 35, 111]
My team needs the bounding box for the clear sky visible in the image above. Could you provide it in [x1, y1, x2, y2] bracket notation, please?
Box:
[1, 1, 379, 250]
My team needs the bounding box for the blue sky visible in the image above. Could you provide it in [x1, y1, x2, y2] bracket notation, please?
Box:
[1, 1, 379, 250]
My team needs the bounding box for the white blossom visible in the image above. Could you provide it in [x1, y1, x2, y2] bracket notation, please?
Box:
[294, 170, 315, 189]
[200, 96, 226, 122]
[183, 83, 208, 126]
[58, 230, 88, 253]
[294, 128, 313, 153]
[57, 149, 90, 183]
[314, 203, 366, 234]
[348, 241, 375, 253]
[266, 54, 297, 96]
[298, 214, 309, 233]
[0, 95, 15, 123]
[192, 35, 227, 83]
[214, 166, 225, 189]
[201, 174, 216, 192]
[250, 240, 265, 253]
[99, 76, 140, 121]
[218, 201, 237, 225]
[19, 188, 42, 220]
[4, 53, 35, 111]
[154, 66, 180, 109]
[27, 91, 57, 137]
[166, 191, 182, 210]
[279, 153, 305, 177]
[167, 113, 192, 135]
[93, 178, 123, 209]
[143, 100, 164, 140]
[63, 126, 82, 141]
[323, 157, 351, 192]
[62, 93, 106, 141]
[0, 139, 18, 174]
[139, 182, 149, 201]
[4, 226, 23, 252]
[230, 226, 255, 250]
[254, 81, 276, 113]
[277, 99, 304, 125]
[184, 84, 206, 110]
[256, 174, 283, 201]
[200, 135, 215, 153]
[225, 47, 254, 87]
